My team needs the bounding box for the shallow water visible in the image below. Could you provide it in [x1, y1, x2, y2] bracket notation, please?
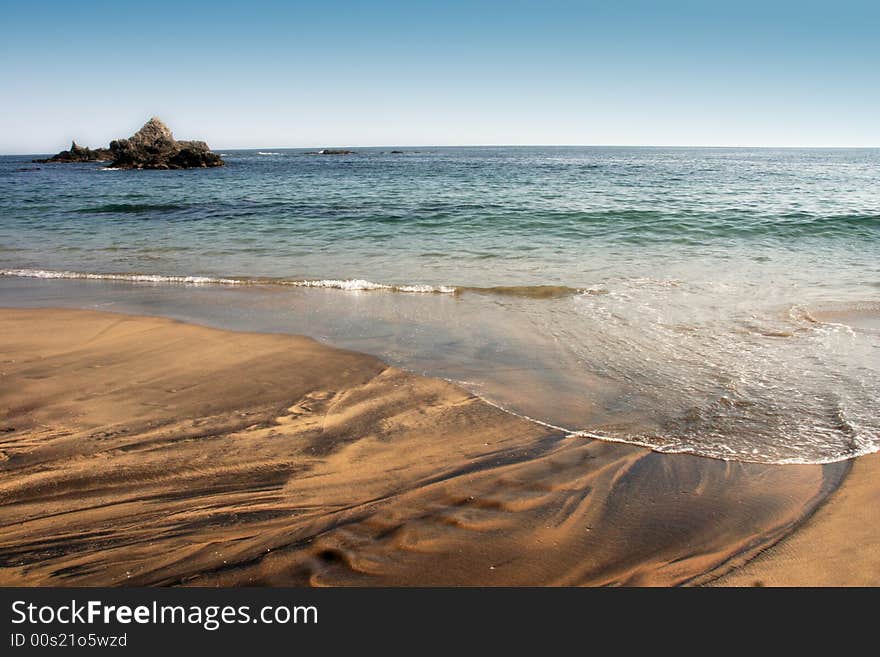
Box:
[1, 147, 878, 463]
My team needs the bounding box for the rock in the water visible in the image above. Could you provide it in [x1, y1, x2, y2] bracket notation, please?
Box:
[34, 141, 112, 163]
[317, 149, 353, 155]
[108, 118, 224, 169]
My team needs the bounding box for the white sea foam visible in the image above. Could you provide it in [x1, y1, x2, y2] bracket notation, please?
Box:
[257, 152, 282, 156]
[463, 380, 879, 465]
[282, 278, 456, 294]
[0, 269, 457, 294]
[0, 269, 243, 285]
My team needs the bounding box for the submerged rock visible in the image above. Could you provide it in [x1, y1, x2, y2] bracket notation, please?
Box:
[34, 141, 112, 163]
[108, 118, 224, 169]
[316, 149, 354, 155]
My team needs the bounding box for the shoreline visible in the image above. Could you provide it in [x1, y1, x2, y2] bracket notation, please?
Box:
[0, 307, 870, 586]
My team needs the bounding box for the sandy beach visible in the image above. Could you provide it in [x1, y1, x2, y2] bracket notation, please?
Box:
[710, 450, 880, 586]
[1, 307, 873, 586]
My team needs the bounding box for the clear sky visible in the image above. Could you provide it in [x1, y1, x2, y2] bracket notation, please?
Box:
[2, 0, 878, 152]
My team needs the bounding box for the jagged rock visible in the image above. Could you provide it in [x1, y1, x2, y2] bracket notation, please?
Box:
[34, 118, 224, 170]
[34, 141, 112, 163]
[108, 118, 224, 169]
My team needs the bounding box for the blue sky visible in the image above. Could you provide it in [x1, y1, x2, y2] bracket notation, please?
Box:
[2, 1, 878, 152]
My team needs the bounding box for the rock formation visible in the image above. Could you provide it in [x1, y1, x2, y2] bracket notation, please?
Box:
[108, 118, 224, 169]
[34, 141, 112, 163]
[35, 118, 224, 169]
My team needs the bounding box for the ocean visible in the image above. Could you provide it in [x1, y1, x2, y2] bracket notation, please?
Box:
[1, 146, 878, 464]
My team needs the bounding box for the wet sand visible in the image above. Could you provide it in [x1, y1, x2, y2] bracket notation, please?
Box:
[0, 308, 856, 586]
[710, 451, 880, 586]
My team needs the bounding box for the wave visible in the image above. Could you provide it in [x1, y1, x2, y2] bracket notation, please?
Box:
[459, 284, 601, 299]
[284, 279, 456, 294]
[0, 268, 454, 294]
[71, 203, 188, 214]
[0, 269, 241, 285]
[257, 152, 283, 156]
[0, 268, 607, 299]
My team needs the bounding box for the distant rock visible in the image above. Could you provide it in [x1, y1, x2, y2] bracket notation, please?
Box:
[35, 118, 224, 170]
[34, 141, 112, 163]
[108, 118, 224, 169]
[390, 150, 404, 154]
[316, 149, 353, 155]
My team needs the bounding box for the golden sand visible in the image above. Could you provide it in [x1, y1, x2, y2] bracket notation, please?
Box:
[0, 308, 863, 586]
[711, 451, 880, 586]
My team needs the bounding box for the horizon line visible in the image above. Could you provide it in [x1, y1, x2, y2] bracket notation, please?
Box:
[4, 143, 880, 156]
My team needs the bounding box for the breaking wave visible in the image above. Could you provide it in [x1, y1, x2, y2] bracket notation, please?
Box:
[0, 268, 456, 294]
[0, 268, 605, 298]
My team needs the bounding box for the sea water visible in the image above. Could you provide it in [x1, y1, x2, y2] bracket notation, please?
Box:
[1, 146, 878, 463]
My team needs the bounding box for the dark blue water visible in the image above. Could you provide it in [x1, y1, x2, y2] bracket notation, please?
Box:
[1, 147, 879, 463]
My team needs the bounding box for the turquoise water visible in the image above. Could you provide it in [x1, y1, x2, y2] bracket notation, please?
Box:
[1, 147, 879, 463]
